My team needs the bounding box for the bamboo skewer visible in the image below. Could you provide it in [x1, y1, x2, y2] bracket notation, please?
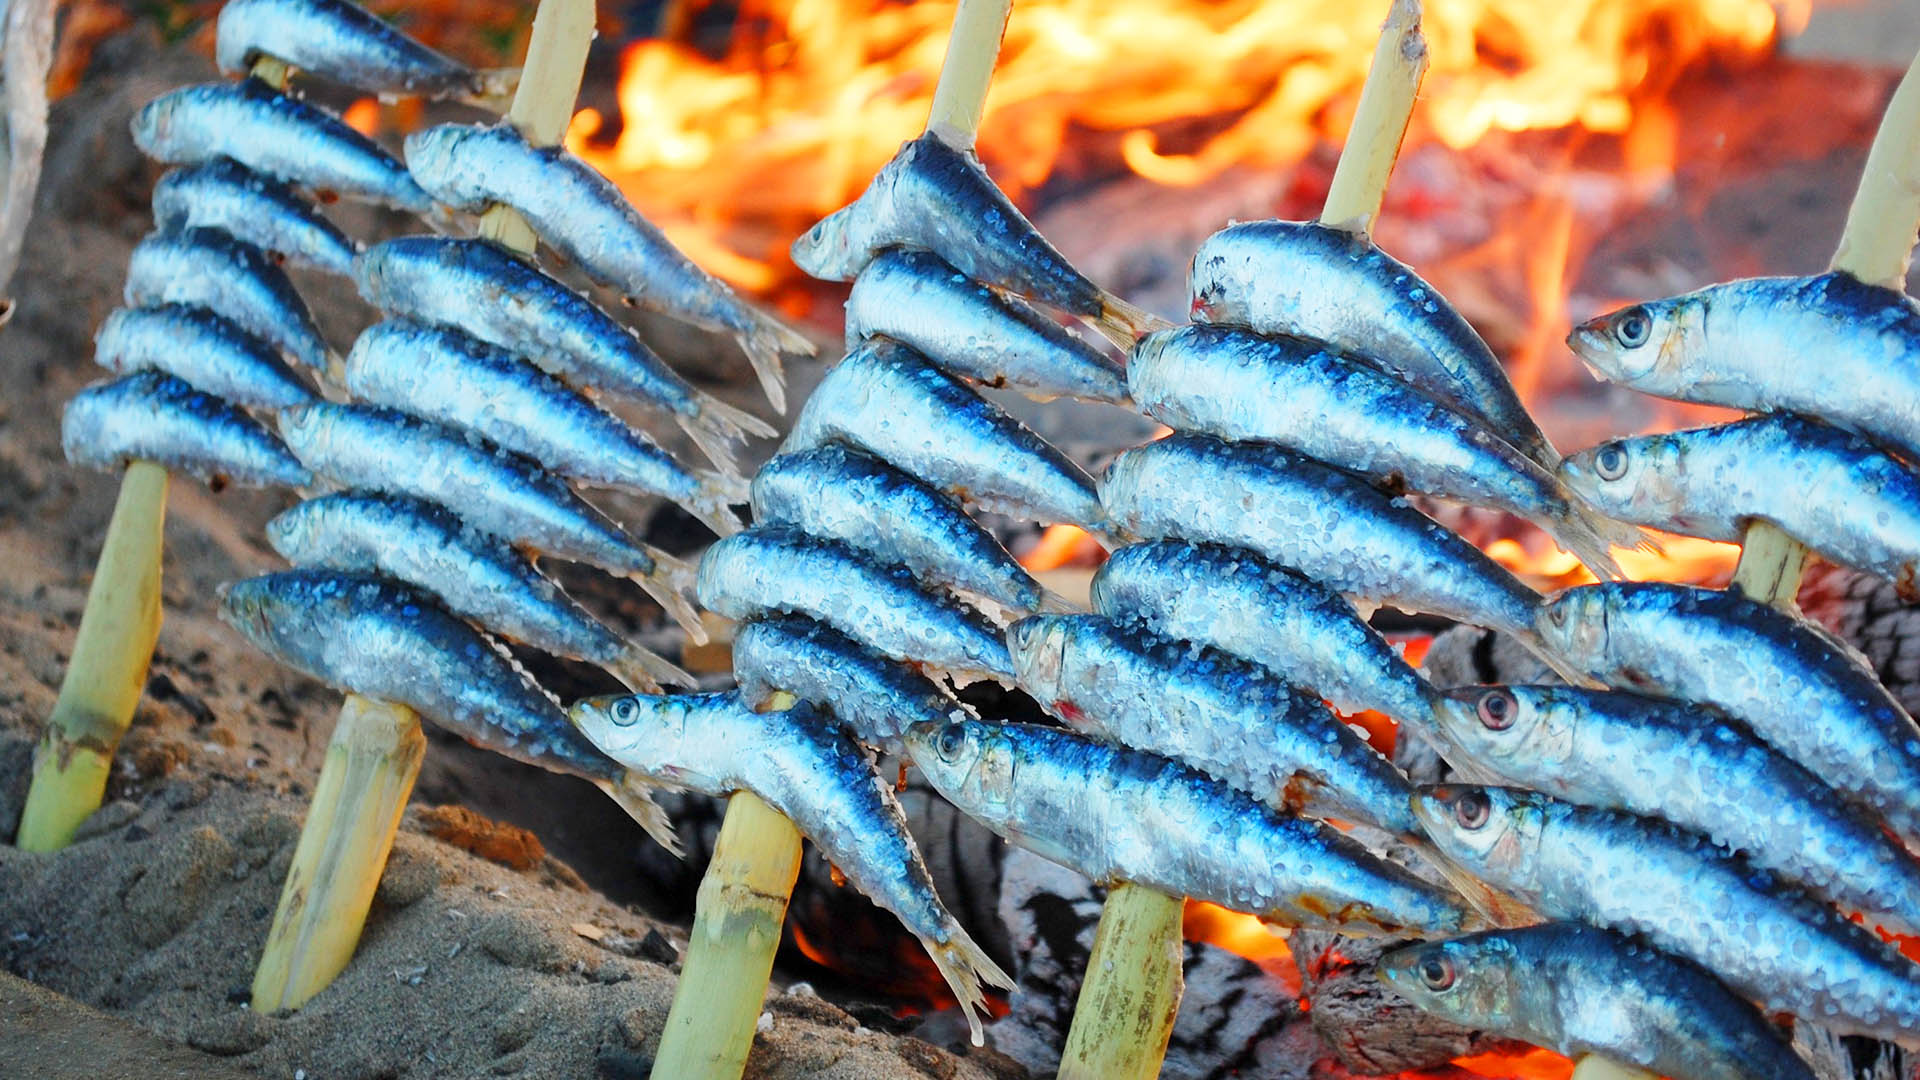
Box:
[1055, 881, 1186, 1080]
[1569, 1052, 1658, 1080]
[926, 0, 1013, 151]
[250, 0, 593, 1011]
[1319, 0, 1427, 237]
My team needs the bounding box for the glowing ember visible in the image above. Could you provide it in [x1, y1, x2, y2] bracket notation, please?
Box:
[1451, 1045, 1578, 1080]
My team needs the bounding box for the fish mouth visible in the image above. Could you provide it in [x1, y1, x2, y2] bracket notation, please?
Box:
[1563, 318, 1610, 362]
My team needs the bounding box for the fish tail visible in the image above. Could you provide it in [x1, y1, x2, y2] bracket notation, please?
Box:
[680, 469, 748, 537]
[923, 924, 1014, 1047]
[628, 545, 709, 645]
[1404, 834, 1536, 930]
[465, 67, 522, 112]
[609, 643, 697, 693]
[598, 775, 683, 858]
[1544, 499, 1628, 581]
[737, 313, 815, 416]
[1035, 587, 1083, 615]
[678, 394, 777, 476]
[1090, 292, 1172, 350]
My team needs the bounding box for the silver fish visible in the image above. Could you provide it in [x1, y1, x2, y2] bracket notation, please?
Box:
[1378, 923, 1817, 1080]
[266, 492, 692, 693]
[1561, 416, 1920, 599]
[354, 236, 773, 475]
[343, 319, 744, 538]
[131, 78, 432, 213]
[1568, 273, 1920, 463]
[569, 690, 1011, 1043]
[1007, 613, 1414, 835]
[696, 527, 1014, 685]
[1131, 325, 1634, 577]
[906, 718, 1475, 937]
[275, 403, 705, 641]
[221, 568, 678, 853]
[843, 248, 1128, 403]
[1413, 785, 1920, 1043]
[1090, 541, 1440, 738]
[732, 614, 974, 755]
[152, 159, 358, 276]
[791, 132, 1159, 346]
[1537, 581, 1920, 850]
[63, 371, 310, 488]
[215, 0, 515, 104]
[94, 304, 314, 410]
[1189, 220, 1557, 471]
[403, 122, 811, 413]
[1101, 433, 1542, 641]
[1435, 684, 1920, 936]
[751, 446, 1061, 619]
[125, 227, 332, 373]
[783, 340, 1107, 532]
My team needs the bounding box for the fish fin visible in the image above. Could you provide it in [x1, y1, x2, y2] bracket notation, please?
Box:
[599, 775, 684, 857]
[1036, 587, 1084, 614]
[1545, 500, 1628, 581]
[419, 202, 470, 237]
[628, 545, 709, 644]
[1405, 835, 1538, 930]
[922, 924, 1013, 1047]
[736, 313, 815, 415]
[464, 67, 521, 112]
[678, 394, 776, 475]
[680, 469, 748, 537]
[609, 644, 696, 693]
[1089, 292, 1172, 350]
[1506, 627, 1606, 689]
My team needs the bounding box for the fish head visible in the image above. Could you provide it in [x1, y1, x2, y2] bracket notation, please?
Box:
[568, 693, 694, 779]
[789, 205, 862, 280]
[1558, 436, 1685, 527]
[1410, 785, 1546, 888]
[1434, 686, 1574, 776]
[1532, 586, 1609, 667]
[216, 576, 276, 645]
[274, 403, 325, 455]
[1375, 935, 1519, 1030]
[1005, 616, 1073, 712]
[1186, 236, 1253, 325]
[905, 718, 1016, 827]
[401, 126, 462, 190]
[127, 93, 176, 157]
[1565, 296, 1702, 392]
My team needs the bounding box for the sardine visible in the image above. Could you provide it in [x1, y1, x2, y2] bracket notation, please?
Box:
[343, 319, 744, 538]
[152, 159, 358, 276]
[1568, 273, 1920, 463]
[732, 614, 974, 754]
[131, 78, 432, 214]
[696, 527, 1015, 685]
[791, 132, 1159, 346]
[215, 0, 515, 104]
[94, 304, 314, 410]
[569, 690, 1011, 1042]
[1434, 684, 1920, 936]
[1007, 613, 1413, 834]
[1413, 785, 1920, 1043]
[125, 227, 332, 374]
[354, 236, 773, 475]
[1189, 220, 1557, 471]
[751, 446, 1061, 619]
[1131, 325, 1635, 577]
[1537, 581, 1920, 849]
[403, 123, 810, 413]
[784, 340, 1107, 532]
[843, 248, 1128, 403]
[1090, 541, 1440, 738]
[1378, 923, 1816, 1080]
[266, 492, 692, 693]
[221, 568, 678, 852]
[63, 371, 310, 488]
[1561, 416, 1920, 599]
[274, 403, 705, 640]
[905, 718, 1475, 936]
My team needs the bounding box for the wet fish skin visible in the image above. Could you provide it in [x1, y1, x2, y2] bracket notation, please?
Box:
[152, 159, 359, 276]
[94, 304, 314, 410]
[1188, 220, 1557, 470]
[343, 319, 744, 538]
[221, 568, 678, 851]
[1131, 325, 1631, 578]
[751, 446, 1056, 618]
[266, 492, 692, 693]
[1561, 416, 1920, 599]
[569, 690, 1010, 1043]
[354, 236, 772, 475]
[844, 248, 1129, 403]
[1101, 433, 1542, 640]
[1378, 923, 1816, 1080]
[1007, 613, 1415, 834]
[1413, 784, 1920, 1043]
[1091, 541, 1440, 738]
[215, 0, 513, 103]
[783, 340, 1108, 532]
[906, 718, 1475, 937]
[63, 371, 310, 488]
[403, 123, 809, 412]
[131, 78, 431, 213]
[1434, 683, 1920, 936]
[1537, 581, 1920, 849]
[696, 527, 1014, 685]
[275, 403, 706, 640]
[791, 132, 1157, 344]
[125, 227, 332, 373]
[1568, 273, 1920, 462]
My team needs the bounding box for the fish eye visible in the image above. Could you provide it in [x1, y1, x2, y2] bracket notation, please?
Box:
[1594, 443, 1630, 482]
[1419, 953, 1456, 990]
[936, 722, 968, 761]
[1454, 790, 1492, 830]
[1476, 689, 1517, 731]
[1543, 603, 1569, 628]
[1612, 307, 1651, 349]
[610, 698, 639, 726]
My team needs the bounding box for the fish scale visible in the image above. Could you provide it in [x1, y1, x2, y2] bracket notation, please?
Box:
[215, 0, 514, 103]
[125, 227, 332, 373]
[152, 159, 359, 277]
[94, 304, 315, 410]
[63, 371, 310, 489]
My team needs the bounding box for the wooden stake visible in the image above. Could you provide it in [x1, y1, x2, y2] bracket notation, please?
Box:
[1056, 884, 1186, 1080]
[15, 461, 168, 851]
[1570, 1053, 1657, 1080]
[479, 0, 594, 253]
[1319, 0, 1428, 238]
[925, 0, 1013, 151]
[1732, 44, 1920, 605]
